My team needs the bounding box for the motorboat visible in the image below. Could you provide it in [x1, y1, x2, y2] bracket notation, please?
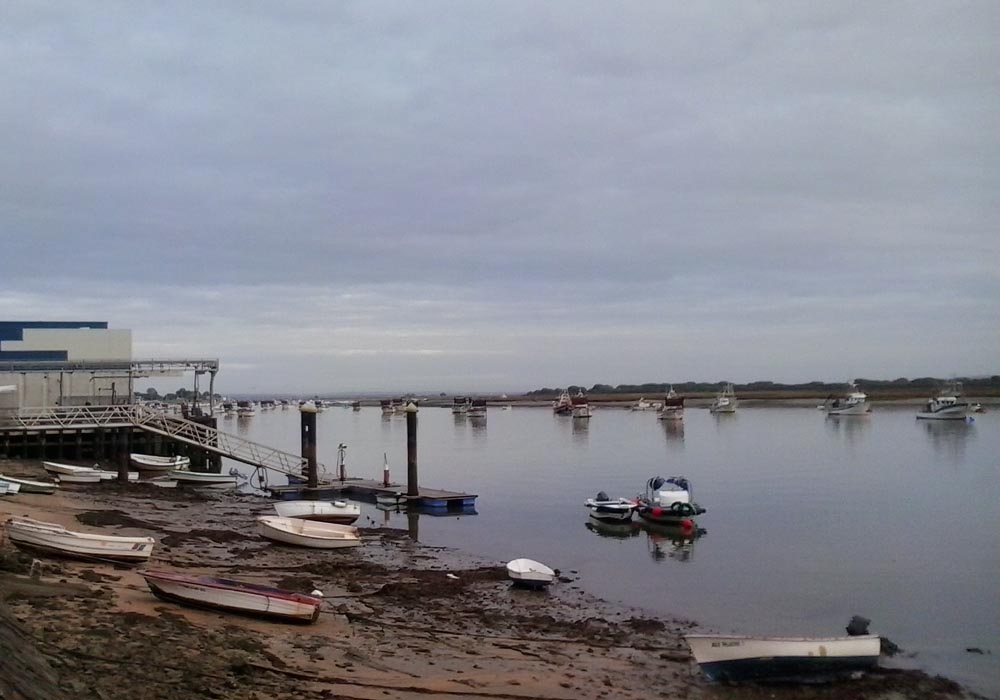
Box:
[273, 500, 361, 524]
[130, 453, 191, 471]
[552, 390, 573, 415]
[686, 632, 880, 683]
[236, 400, 256, 417]
[467, 398, 487, 418]
[916, 382, 971, 421]
[571, 390, 592, 419]
[380, 399, 394, 415]
[5, 516, 155, 564]
[822, 383, 870, 416]
[506, 558, 555, 589]
[584, 491, 636, 523]
[169, 469, 238, 488]
[630, 397, 655, 411]
[0, 474, 58, 494]
[709, 383, 738, 414]
[141, 570, 323, 623]
[658, 387, 684, 420]
[42, 461, 102, 484]
[451, 397, 471, 414]
[634, 476, 706, 525]
[257, 516, 361, 549]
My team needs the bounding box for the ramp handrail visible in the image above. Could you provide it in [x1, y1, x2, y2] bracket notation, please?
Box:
[8, 405, 311, 478]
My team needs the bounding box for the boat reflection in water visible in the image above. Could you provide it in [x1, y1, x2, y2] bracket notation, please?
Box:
[823, 413, 870, 443]
[583, 519, 706, 563]
[921, 418, 975, 459]
[641, 521, 706, 563]
[661, 419, 684, 444]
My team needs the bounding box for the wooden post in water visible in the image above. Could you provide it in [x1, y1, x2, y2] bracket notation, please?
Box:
[118, 429, 130, 483]
[405, 401, 418, 498]
[300, 401, 319, 488]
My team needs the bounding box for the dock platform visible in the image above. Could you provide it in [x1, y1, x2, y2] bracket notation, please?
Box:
[268, 478, 478, 509]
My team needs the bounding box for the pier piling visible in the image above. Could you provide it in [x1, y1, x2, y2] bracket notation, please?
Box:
[300, 402, 318, 488]
[406, 401, 418, 497]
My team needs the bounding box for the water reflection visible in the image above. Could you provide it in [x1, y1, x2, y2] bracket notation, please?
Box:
[571, 416, 590, 443]
[660, 419, 684, 445]
[641, 522, 706, 563]
[921, 419, 975, 460]
[469, 416, 488, 435]
[711, 412, 737, 429]
[236, 416, 252, 435]
[585, 519, 642, 539]
[824, 414, 870, 443]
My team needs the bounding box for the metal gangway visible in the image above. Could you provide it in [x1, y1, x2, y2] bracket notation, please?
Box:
[4, 404, 310, 479]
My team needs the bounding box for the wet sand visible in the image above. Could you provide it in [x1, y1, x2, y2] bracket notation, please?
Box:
[0, 459, 984, 700]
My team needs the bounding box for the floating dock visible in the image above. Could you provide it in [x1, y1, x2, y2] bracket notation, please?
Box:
[268, 478, 477, 510]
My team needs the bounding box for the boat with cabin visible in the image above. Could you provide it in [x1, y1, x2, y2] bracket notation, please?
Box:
[634, 476, 706, 525]
[451, 397, 471, 414]
[822, 382, 871, 416]
[658, 387, 684, 421]
[571, 390, 592, 418]
[916, 382, 971, 421]
[552, 390, 573, 415]
[236, 400, 256, 417]
[141, 570, 323, 623]
[467, 398, 487, 418]
[630, 397, 655, 411]
[709, 383, 738, 413]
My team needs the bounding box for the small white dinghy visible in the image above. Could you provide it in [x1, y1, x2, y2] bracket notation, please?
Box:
[42, 461, 102, 484]
[169, 469, 238, 488]
[686, 633, 881, 683]
[273, 500, 361, 524]
[257, 516, 361, 549]
[0, 474, 58, 494]
[130, 453, 191, 471]
[92, 469, 139, 482]
[5, 516, 156, 564]
[506, 558, 556, 589]
[0, 480, 20, 495]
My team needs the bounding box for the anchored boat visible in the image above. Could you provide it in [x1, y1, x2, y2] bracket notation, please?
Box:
[822, 382, 871, 416]
[584, 491, 636, 523]
[709, 383, 738, 414]
[916, 382, 971, 421]
[634, 476, 706, 525]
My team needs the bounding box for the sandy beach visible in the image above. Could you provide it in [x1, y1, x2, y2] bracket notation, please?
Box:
[0, 459, 983, 700]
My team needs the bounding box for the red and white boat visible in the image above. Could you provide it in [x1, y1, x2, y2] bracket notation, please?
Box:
[141, 570, 323, 623]
[658, 387, 684, 421]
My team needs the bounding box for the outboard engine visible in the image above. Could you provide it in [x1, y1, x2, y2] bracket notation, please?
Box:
[596, 491, 609, 502]
[846, 615, 871, 636]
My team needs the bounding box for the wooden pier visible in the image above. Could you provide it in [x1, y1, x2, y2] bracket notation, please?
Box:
[268, 478, 477, 510]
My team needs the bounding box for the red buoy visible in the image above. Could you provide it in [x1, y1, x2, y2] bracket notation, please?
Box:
[651, 507, 663, 517]
[680, 519, 693, 530]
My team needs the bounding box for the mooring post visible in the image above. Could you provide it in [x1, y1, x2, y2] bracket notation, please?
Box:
[300, 401, 318, 488]
[405, 401, 418, 498]
[118, 429, 130, 483]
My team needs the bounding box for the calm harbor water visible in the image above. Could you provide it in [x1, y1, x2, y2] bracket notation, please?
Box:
[223, 404, 999, 695]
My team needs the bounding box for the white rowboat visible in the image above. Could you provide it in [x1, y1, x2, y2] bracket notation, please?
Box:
[5, 517, 155, 564]
[169, 470, 238, 488]
[0, 480, 21, 495]
[273, 500, 361, 524]
[686, 633, 880, 683]
[257, 516, 361, 549]
[130, 453, 191, 471]
[141, 570, 323, 623]
[506, 558, 555, 589]
[0, 474, 58, 494]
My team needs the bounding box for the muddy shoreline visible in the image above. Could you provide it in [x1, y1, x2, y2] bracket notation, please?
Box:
[0, 459, 986, 700]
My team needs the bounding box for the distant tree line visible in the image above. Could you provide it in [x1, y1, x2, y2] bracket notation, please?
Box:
[525, 376, 1000, 397]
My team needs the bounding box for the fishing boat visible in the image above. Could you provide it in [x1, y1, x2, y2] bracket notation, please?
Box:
[571, 391, 592, 419]
[467, 398, 487, 418]
[506, 558, 555, 589]
[236, 400, 256, 417]
[584, 491, 636, 523]
[141, 570, 323, 623]
[42, 462, 102, 484]
[634, 476, 706, 525]
[658, 387, 684, 420]
[451, 397, 471, 414]
[686, 632, 880, 683]
[380, 399, 394, 415]
[5, 516, 155, 564]
[169, 469, 238, 488]
[0, 474, 58, 494]
[257, 516, 361, 549]
[273, 500, 361, 524]
[916, 382, 971, 421]
[130, 453, 191, 471]
[709, 383, 738, 414]
[552, 390, 573, 415]
[629, 397, 655, 411]
[822, 382, 870, 416]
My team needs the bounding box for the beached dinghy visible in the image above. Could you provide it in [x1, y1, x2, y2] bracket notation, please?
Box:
[5, 517, 155, 564]
[141, 570, 323, 623]
[169, 469, 238, 488]
[506, 558, 556, 589]
[257, 516, 361, 549]
[92, 469, 139, 482]
[42, 462, 102, 484]
[273, 500, 361, 524]
[0, 480, 20, 495]
[686, 632, 880, 682]
[130, 453, 191, 471]
[0, 474, 58, 494]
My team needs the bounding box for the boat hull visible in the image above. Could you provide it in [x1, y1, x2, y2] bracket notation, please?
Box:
[142, 571, 321, 623]
[916, 406, 969, 420]
[506, 558, 555, 589]
[130, 453, 191, 471]
[273, 500, 360, 524]
[0, 475, 57, 494]
[257, 516, 361, 549]
[686, 634, 880, 683]
[169, 470, 238, 487]
[585, 499, 635, 523]
[825, 404, 870, 416]
[6, 517, 155, 564]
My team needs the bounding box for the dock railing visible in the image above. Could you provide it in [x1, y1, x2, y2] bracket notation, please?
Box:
[6, 405, 309, 478]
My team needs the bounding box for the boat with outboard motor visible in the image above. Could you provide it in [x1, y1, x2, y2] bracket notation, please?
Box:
[634, 476, 706, 525]
[658, 387, 684, 420]
[822, 382, 870, 416]
[584, 491, 636, 522]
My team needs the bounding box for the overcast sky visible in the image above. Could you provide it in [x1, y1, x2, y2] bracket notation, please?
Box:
[1, 2, 997, 393]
